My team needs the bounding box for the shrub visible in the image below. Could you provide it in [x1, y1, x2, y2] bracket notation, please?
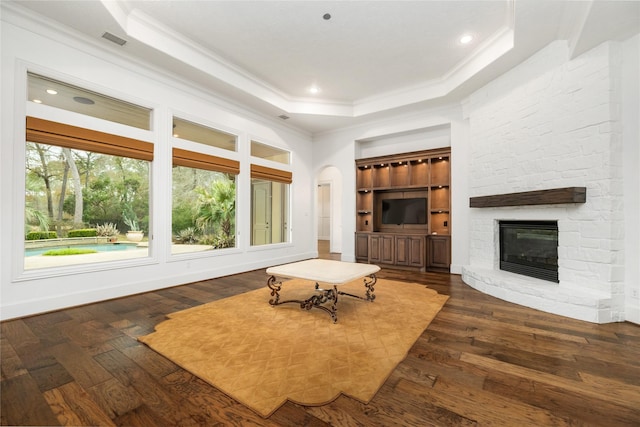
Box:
[175, 227, 198, 244]
[43, 248, 97, 256]
[96, 223, 119, 237]
[200, 232, 235, 249]
[26, 231, 58, 240]
[68, 229, 98, 238]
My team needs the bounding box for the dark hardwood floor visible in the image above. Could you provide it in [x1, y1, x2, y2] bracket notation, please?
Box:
[2, 243, 639, 426]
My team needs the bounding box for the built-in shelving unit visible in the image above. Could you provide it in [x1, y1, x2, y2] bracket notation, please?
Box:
[355, 148, 451, 272]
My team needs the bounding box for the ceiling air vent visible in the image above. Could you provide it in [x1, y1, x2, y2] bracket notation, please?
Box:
[278, 114, 290, 120]
[102, 32, 127, 46]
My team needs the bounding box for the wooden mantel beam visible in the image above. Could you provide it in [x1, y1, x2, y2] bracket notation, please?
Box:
[469, 187, 586, 208]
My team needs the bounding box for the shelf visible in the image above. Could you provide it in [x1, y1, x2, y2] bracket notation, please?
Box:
[356, 166, 373, 189]
[469, 187, 586, 207]
[373, 164, 390, 187]
[430, 157, 450, 185]
[410, 160, 428, 186]
[390, 163, 410, 187]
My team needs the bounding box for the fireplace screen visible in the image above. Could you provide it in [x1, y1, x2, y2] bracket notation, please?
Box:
[499, 221, 558, 283]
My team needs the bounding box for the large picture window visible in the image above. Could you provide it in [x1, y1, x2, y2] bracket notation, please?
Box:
[24, 117, 151, 270]
[170, 118, 239, 254]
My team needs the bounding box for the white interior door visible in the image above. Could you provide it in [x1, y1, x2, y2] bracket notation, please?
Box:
[252, 180, 271, 245]
[317, 183, 330, 240]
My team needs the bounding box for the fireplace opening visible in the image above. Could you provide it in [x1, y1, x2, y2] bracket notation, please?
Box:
[499, 220, 558, 283]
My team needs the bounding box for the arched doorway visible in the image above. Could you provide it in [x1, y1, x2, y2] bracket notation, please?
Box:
[316, 166, 342, 258]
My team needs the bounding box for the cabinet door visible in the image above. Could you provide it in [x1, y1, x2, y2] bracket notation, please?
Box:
[355, 233, 369, 261]
[395, 236, 410, 265]
[407, 236, 425, 267]
[427, 235, 450, 269]
[369, 235, 382, 263]
[369, 234, 394, 264]
[397, 236, 425, 267]
[380, 235, 395, 264]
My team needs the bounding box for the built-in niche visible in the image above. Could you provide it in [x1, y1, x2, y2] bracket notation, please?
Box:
[375, 190, 428, 233]
[355, 148, 451, 272]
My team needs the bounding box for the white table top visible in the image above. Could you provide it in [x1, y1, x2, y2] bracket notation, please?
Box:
[266, 259, 380, 285]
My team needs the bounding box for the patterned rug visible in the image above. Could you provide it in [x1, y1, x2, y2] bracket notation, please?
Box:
[139, 277, 448, 417]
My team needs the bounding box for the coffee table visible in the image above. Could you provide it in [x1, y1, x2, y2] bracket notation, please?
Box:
[266, 259, 380, 323]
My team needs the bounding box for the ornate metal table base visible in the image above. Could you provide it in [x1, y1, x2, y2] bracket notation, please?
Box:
[267, 274, 376, 323]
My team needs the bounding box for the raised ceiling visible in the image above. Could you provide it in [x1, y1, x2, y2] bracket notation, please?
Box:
[7, 0, 640, 134]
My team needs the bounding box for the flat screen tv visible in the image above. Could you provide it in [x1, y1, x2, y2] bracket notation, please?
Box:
[381, 198, 427, 225]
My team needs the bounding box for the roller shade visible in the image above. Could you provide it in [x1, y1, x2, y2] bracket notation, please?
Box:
[250, 164, 292, 184]
[26, 116, 153, 161]
[173, 148, 240, 175]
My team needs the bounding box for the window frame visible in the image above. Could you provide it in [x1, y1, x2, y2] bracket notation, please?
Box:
[248, 140, 293, 248]
[169, 115, 242, 259]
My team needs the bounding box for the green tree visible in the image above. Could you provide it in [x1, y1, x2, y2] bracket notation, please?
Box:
[194, 177, 236, 245]
[62, 148, 83, 227]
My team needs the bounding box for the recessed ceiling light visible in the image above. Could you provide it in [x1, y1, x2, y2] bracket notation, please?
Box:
[459, 34, 474, 44]
[309, 85, 320, 94]
[33, 99, 42, 104]
[46, 89, 58, 95]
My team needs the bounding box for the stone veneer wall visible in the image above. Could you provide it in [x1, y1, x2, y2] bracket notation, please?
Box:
[461, 40, 625, 323]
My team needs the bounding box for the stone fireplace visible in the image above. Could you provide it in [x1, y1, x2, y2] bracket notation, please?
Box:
[462, 187, 623, 323]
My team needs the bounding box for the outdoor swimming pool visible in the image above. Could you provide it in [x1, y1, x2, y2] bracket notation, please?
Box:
[25, 243, 140, 257]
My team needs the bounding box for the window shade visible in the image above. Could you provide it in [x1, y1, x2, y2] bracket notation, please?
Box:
[250, 164, 292, 184]
[173, 148, 240, 175]
[26, 116, 153, 161]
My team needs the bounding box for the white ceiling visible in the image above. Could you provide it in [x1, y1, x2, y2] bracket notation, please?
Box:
[7, 0, 640, 135]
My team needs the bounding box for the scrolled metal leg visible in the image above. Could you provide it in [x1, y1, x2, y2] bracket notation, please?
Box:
[299, 287, 338, 323]
[267, 275, 282, 305]
[364, 274, 377, 301]
[330, 285, 339, 323]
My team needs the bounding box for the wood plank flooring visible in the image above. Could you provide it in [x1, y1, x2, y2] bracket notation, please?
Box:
[2, 244, 639, 426]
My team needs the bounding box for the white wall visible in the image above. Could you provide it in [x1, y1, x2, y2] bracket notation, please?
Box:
[1, 14, 315, 320]
[622, 35, 640, 324]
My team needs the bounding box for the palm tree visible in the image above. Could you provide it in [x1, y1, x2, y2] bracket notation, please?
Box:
[194, 177, 236, 246]
[25, 206, 49, 232]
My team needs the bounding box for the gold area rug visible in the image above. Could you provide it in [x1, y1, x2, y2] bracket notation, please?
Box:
[139, 278, 448, 417]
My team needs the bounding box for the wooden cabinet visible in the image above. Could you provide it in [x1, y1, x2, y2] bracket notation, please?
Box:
[357, 232, 426, 270]
[355, 233, 369, 262]
[429, 155, 450, 236]
[395, 235, 425, 267]
[355, 148, 451, 272]
[369, 234, 395, 264]
[427, 235, 451, 270]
